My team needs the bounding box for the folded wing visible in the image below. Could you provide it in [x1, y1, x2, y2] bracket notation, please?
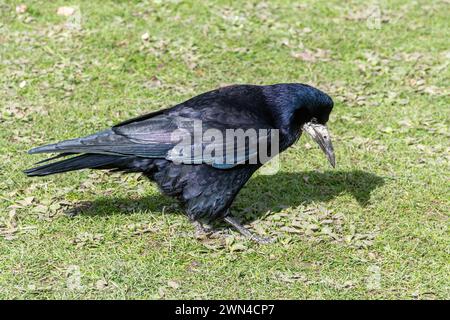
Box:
[29, 108, 275, 169]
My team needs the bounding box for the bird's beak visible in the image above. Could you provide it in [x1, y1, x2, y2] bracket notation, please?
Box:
[302, 122, 336, 168]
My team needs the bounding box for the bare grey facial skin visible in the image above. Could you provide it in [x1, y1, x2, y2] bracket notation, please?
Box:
[302, 120, 335, 168]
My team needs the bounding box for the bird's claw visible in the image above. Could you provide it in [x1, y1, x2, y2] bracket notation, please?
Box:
[223, 215, 274, 245]
[250, 235, 275, 244]
[192, 220, 213, 239]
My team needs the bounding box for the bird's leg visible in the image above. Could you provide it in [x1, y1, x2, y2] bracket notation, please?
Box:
[191, 219, 212, 238]
[223, 215, 273, 244]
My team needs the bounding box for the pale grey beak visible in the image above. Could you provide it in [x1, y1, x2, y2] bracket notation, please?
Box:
[302, 121, 336, 168]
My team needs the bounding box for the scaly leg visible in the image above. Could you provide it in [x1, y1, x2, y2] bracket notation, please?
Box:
[223, 215, 273, 244]
[191, 220, 212, 239]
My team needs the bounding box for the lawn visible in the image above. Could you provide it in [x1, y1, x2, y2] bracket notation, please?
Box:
[0, 0, 448, 299]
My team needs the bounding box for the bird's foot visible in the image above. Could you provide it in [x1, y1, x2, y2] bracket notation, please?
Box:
[223, 215, 274, 244]
[249, 234, 274, 244]
[192, 220, 213, 239]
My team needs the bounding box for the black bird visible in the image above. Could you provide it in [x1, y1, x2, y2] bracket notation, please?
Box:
[25, 83, 335, 243]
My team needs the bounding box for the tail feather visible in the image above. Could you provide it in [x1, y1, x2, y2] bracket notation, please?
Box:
[27, 130, 124, 155]
[34, 152, 76, 164]
[24, 154, 129, 177]
[27, 129, 170, 158]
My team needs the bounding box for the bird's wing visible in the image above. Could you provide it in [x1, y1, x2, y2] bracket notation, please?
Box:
[29, 110, 276, 169]
[113, 111, 276, 168]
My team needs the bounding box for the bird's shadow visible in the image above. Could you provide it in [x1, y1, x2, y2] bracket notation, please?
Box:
[68, 170, 385, 224]
[233, 169, 384, 223]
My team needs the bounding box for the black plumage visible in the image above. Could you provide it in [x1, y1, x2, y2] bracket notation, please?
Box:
[25, 83, 335, 242]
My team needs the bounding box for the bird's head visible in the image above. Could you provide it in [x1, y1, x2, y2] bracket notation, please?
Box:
[301, 86, 334, 125]
[264, 83, 336, 167]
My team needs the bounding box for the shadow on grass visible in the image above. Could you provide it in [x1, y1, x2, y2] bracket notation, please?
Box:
[234, 169, 385, 222]
[247, 169, 384, 208]
[67, 170, 384, 223]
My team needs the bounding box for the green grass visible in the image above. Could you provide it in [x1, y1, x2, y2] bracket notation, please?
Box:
[0, 0, 449, 299]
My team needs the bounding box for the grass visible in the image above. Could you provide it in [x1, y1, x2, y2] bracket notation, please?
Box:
[0, 0, 448, 299]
